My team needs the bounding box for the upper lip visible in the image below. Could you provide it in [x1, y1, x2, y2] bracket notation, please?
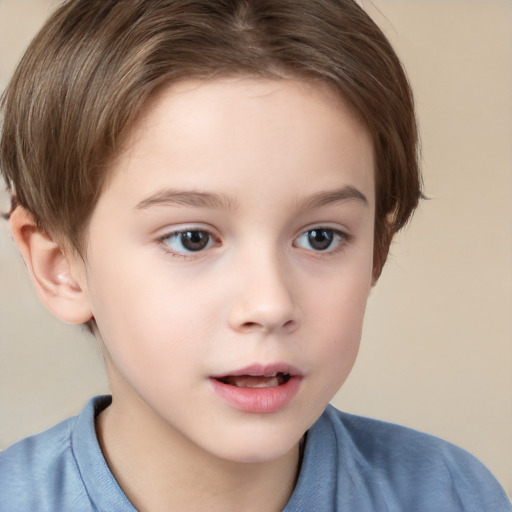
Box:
[210, 363, 302, 379]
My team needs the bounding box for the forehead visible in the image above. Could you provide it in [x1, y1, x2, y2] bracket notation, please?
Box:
[103, 77, 374, 210]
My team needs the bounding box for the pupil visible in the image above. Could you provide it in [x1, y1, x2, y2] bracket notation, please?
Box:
[181, 231, 209, 251]
[308, 229, 333, 250]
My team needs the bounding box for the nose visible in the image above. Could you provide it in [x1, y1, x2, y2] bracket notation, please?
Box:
[227, 249, 301, 335]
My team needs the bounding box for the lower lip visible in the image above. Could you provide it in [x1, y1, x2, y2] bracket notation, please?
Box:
[209, 376, 302, 414]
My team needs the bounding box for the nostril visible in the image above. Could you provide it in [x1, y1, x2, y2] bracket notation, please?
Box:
[242, 321, 259, 330]
[239, 319, 297, 333]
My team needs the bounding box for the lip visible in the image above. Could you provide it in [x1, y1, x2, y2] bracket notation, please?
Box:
[211, 363, 302, 379]
[209, 363, 303, 414]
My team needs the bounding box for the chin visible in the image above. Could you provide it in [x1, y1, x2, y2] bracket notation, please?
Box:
[205, 424, 304, 465]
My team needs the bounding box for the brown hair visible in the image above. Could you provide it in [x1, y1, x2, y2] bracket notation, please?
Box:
[0, 0, 421, 279]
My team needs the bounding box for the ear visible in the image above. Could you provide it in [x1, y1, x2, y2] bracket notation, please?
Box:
[9, 207, 93, 324]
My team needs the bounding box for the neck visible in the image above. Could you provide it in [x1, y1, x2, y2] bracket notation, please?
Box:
[96, 395, 300, 512]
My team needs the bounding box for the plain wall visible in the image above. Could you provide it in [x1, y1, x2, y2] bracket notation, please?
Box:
[1, 0, 511, 497]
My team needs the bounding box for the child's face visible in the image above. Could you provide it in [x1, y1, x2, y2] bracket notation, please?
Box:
[75, 78, 375, 463]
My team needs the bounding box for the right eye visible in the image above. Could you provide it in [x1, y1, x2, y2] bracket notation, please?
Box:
[161, 229, 217, 255]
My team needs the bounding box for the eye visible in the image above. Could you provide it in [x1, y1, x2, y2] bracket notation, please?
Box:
[294, 228, 348, 252]
[161, 229, 217, 255]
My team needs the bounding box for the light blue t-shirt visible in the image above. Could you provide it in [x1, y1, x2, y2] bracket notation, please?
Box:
[0, 396, 510, 511]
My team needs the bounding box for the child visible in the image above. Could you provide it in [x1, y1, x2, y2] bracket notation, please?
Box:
[0, 0, 510, 510]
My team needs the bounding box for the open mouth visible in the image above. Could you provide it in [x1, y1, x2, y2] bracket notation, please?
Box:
[215, 372, 291, 388]
[210, 367, 301, 413]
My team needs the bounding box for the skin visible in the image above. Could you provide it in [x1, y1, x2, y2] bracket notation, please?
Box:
[13, 77, 376, 511]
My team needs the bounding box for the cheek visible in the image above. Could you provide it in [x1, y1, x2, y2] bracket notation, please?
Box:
[304, 261, 371, 367]
[87, 256, 220, 377]
[307, 257, 372, 327]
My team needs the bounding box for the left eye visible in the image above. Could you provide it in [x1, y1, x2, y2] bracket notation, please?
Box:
[162, 230, 215, 254]
[294, 228, 346, 252]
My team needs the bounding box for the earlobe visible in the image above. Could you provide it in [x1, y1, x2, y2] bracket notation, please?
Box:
[9, 207, 93, 324]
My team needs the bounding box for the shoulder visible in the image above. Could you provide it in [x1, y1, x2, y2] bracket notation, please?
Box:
[323, 405, 480, 469]
[0, 415, 90, 511]
[0, 397, 113, 512]
[286, 405, 511, 511]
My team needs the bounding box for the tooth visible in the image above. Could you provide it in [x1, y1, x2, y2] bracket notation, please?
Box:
[251, 377, 279, 387]
[217, 373, 295, 388]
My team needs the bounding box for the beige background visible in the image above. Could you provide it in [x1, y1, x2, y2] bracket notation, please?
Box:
[1, 0, 511, 498]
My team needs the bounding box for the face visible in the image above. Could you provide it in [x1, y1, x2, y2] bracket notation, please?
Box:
[76, 78, 375, 464]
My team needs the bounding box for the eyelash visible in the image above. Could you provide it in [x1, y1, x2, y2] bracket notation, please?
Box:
[158, 228, 220, 258]
[157, 226, 352, 258]
[293, 228, 352, 255]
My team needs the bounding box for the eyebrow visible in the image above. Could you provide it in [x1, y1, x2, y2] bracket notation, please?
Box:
[134, 185, 368, 212]
[135, 189, 235, 211]
[297, 186, 369, 210]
